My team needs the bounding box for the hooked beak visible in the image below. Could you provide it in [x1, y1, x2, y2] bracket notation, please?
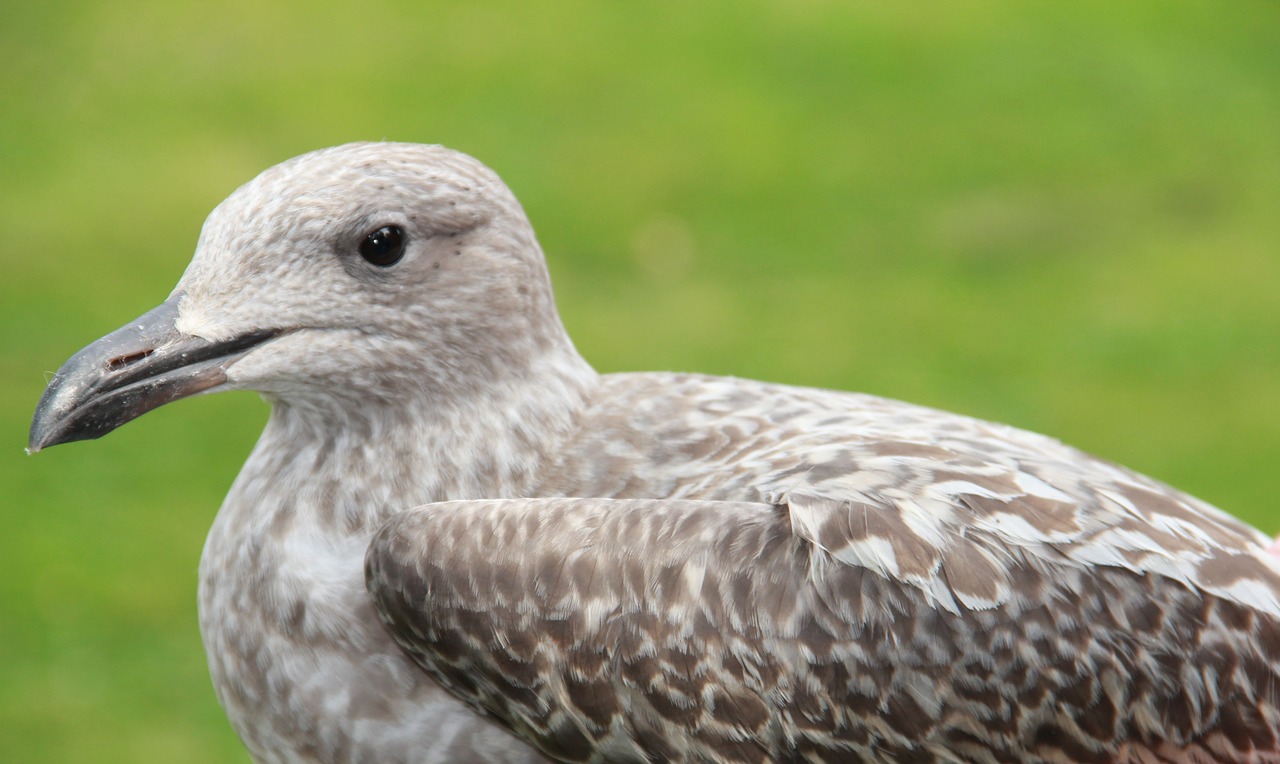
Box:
[29, 296, 276, 452]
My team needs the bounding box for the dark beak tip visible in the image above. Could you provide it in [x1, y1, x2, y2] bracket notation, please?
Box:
[29, 394, 78, 453]
[28, 382, 68, 454]
[28, 417, 68, 454]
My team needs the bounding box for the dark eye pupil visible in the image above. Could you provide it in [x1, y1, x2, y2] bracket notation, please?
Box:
[359, 225, 405, 266]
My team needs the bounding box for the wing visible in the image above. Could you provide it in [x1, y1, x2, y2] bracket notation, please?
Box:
[366, 496, 1280, 764]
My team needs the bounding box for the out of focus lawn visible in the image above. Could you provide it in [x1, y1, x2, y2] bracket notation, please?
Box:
[2, 1, 1278, 761]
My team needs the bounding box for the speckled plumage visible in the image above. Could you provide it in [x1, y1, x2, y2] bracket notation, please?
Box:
[30, 143, 1280, 763]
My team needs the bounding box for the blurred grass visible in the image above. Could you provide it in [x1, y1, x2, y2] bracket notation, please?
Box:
[2, 1, 1279, 761]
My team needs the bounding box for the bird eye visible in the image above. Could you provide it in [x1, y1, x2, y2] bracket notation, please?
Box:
[358, 225, 406, 267]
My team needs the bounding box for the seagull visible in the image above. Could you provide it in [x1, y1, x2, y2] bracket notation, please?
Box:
[29, 142, 1280, 764]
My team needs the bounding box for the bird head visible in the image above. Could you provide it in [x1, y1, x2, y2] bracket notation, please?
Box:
[29, 142, 577, 451]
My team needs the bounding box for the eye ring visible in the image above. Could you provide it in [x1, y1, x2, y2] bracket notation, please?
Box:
[359, 225, 406, 267]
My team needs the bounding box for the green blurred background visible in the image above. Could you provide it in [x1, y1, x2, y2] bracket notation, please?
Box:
[3, 1, 1279, 761]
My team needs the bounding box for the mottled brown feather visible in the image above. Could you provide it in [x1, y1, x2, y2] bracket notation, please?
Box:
[368, 492, 1280, 763]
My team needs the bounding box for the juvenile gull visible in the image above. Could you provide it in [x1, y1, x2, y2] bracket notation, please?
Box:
[29, 142, 1280, 763]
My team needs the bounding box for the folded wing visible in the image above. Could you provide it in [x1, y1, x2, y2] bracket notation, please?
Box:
[366, 495, 1280, 763]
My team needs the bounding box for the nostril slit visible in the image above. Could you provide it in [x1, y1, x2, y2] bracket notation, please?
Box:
[106, 349, 155, 372]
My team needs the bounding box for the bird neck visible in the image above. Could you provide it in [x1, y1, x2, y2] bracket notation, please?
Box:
[234, 346, 598, 536]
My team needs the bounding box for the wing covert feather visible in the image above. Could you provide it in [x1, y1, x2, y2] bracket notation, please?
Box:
[367, 496, 1280, 763]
